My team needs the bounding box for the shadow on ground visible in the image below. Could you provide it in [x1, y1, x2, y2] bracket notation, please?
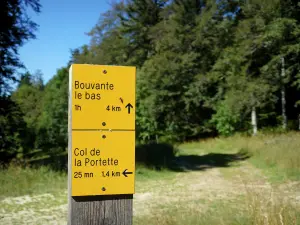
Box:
[136, 142, 251, 172]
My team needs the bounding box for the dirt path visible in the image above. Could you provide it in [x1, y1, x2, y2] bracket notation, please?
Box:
[1, 161, 299, 224]
[133, 161, 300, 218]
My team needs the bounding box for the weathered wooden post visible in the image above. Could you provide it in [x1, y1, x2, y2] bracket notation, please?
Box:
[68, 64, 136, 225]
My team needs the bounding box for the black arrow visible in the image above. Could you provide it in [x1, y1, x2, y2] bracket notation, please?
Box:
[122, 169, 133, 177]
[125, 103, 133, 114]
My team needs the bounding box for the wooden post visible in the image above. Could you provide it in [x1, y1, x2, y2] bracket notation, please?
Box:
[68, 64, 135, 225]
[67, 195, 133, 225]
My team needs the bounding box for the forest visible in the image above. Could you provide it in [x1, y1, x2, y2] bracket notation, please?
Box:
[1, 0, 300, 168]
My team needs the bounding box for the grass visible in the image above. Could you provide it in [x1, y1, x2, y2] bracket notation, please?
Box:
[0, 165, 67, 200]
[1, 132, 300, 224]
[179, 131, 300, 182]
[134, 193, 300, 225]
[0, 164, 175, 200]
[2, 131, 297, 199]
[133, 131, 300, 225]
[134, 165, 300, 225]
[135, 164, 176, 181]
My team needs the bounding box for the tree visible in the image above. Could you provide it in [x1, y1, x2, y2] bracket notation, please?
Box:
[11, 71, 44, 150]
[119, 0, 168, 67]
[0, 96, 28, 163]
[0, 0, 41, 94]
[137, 0, 213, 142]
[70, 1, 129, 66]
[38, 67, 68, 155]
[32, 69, 44, 90]
[0, 0, 41, 163]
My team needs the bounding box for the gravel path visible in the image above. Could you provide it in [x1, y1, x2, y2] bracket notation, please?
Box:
[1, 161, 299, 224]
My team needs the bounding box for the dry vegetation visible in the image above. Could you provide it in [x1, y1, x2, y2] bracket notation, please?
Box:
[1, 132, 300, 224]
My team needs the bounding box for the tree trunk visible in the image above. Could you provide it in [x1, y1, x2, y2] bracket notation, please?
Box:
[155, 122, 159, 143]
[251, 106, 257, 136]
[281, 57, 287, 130]
[298, 114, 300, 131]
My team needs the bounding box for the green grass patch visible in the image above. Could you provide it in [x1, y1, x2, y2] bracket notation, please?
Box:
[247, 133, 300, 182]
[179, 132, 300, 182]
[0, 163, 175, 199]
[135, 164, 176, 182]
[0, 164, 66, 200]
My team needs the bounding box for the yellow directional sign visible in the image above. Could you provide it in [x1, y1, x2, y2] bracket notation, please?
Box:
[71, 64, 136, 130]
[71, 131, 135, 196]
[69, 64, 136, 196]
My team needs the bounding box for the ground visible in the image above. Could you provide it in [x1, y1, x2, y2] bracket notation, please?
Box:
[133, 160, 300, 224]
[1, 133, 300, 224]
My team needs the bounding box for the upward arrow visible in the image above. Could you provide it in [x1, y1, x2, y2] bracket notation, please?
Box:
[125, 103, 133, 114]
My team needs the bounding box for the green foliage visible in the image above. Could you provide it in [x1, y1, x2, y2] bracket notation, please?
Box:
[0, 0, 41, 163]
[0, 96, 28, 162]
[211, 101, 240, 136]
[11, 71, 44, 150]
[38, 67, 68, 155]
[38, 0, 300, 160]
[3, 0, 300, 166]
[0, 0, 41, 94]
[119, 0, 167, 66]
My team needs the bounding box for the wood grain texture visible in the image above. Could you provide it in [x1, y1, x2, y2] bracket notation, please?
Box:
[69, 195, 133, 225]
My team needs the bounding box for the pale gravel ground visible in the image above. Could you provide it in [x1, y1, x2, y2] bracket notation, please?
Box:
[1, 162, 299, 224]
[0, 192, 68, 225]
